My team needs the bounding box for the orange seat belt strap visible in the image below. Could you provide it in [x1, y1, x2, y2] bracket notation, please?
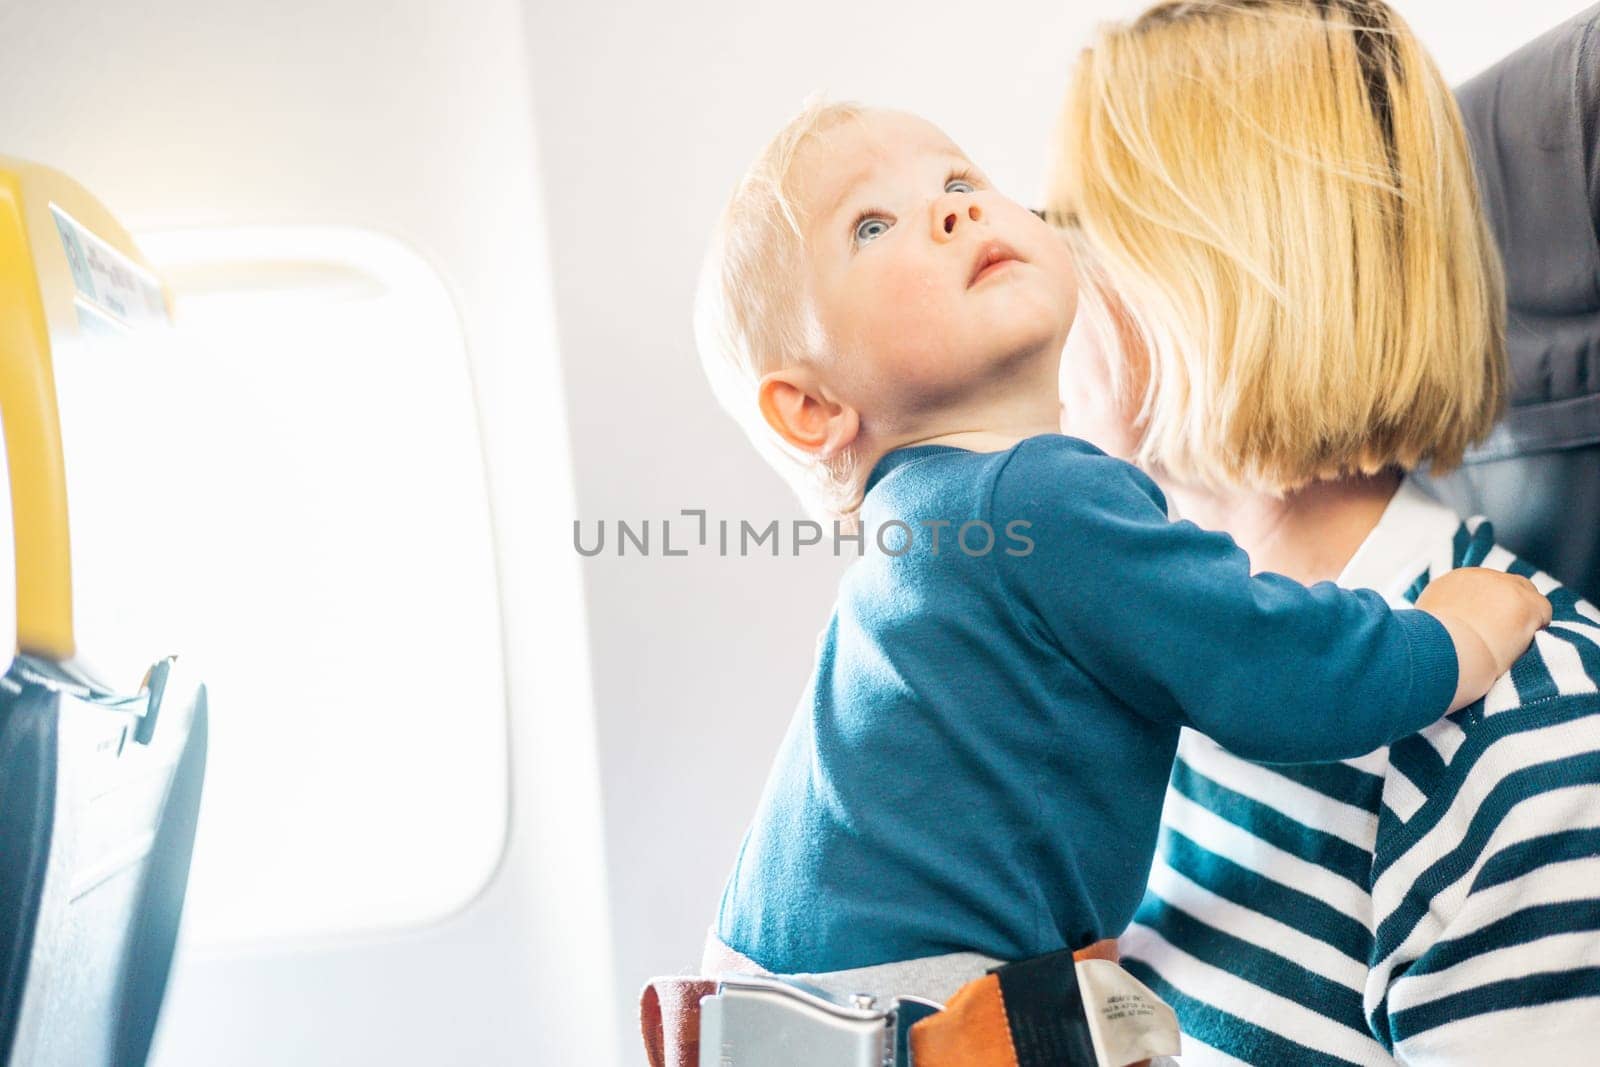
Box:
[911, 941, 1129, 1067]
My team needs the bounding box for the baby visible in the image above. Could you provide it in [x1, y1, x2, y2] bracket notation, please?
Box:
[692, 99, 1549, 986]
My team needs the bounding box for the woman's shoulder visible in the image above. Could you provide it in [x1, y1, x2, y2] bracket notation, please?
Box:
[1428, 518, 1600, 718]
[1376, 523, 1600, 868]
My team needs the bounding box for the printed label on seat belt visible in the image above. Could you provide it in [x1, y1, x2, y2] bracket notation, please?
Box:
[1075, 958, 1183, 1066]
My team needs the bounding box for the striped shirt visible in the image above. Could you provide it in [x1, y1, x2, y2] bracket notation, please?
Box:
[1123, 478, 1600, 1064]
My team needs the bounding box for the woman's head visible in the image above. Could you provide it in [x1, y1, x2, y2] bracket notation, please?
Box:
[1047, 0, 1506, 494]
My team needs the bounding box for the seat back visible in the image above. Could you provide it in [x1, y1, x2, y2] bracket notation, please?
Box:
[0, 158, 206, 1067]
[1418, 5, 1600, 601]
[0, 670, 207, 1067]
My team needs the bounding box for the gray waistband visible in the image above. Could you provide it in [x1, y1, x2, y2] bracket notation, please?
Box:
[699, 929, 1001, 1006]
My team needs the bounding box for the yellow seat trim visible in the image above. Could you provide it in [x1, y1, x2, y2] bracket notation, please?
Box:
[0, 158, 171, 665]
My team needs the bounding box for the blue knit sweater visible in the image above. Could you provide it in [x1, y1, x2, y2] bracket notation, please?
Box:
[717, 434, 1457, 973]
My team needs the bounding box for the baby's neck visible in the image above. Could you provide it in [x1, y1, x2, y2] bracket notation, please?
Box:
[902, 426, 1058, 453]
[873, 376, 1063, 458]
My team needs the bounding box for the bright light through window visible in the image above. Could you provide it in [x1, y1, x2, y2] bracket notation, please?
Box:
[128, 227, 507, 946]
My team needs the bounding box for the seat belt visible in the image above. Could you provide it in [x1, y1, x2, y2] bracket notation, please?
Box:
[642, 939, 1180, 1067]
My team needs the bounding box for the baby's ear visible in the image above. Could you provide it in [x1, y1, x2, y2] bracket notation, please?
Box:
[757, 368, 860, 459]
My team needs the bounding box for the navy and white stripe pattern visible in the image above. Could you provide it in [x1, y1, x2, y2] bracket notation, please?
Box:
[1123, 480, 1600, 1064]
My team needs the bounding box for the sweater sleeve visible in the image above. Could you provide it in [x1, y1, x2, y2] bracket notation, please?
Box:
[989, 437, 1458, 762]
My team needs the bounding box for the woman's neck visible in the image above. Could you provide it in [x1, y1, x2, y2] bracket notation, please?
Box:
[1161, 468, 1404, 585]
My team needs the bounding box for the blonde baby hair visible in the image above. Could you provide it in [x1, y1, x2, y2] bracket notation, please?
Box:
[694, 94, 869, 523]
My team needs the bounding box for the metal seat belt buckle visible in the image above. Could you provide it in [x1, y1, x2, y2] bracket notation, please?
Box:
[697, 973, 940, 1066]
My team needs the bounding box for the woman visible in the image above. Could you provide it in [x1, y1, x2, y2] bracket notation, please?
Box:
[1046, 1, 1600, 1063]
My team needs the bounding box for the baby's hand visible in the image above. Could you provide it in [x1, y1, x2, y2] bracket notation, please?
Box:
[1415, 567, 1552, 713]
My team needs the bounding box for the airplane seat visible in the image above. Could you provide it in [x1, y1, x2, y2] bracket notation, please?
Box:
[1417, 5, 1600, 603]
[0, 158, 207, 1067]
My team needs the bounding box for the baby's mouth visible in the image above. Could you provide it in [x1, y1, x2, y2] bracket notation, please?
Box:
[969, 240, 1024, 287]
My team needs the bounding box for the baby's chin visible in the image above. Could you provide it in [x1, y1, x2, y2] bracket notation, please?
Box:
[966, 279, 1073, 345]
[965, 321, 1071, 384]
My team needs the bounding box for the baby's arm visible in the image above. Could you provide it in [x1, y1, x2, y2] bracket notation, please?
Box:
[990, 439, 1546, 761]
[1413, 568, 1551, 712]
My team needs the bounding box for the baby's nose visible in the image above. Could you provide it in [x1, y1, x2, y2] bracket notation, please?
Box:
[935, 199, 983, 240]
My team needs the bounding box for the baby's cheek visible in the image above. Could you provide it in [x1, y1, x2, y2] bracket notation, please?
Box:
[875, 265, 958, 348]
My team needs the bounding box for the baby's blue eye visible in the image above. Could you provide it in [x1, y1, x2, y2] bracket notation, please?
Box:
[855, 217, 891, 244]
[946, 179, 976, 194]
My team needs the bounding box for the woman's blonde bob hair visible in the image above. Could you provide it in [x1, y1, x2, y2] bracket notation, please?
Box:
[1047, 0, 1507, 493]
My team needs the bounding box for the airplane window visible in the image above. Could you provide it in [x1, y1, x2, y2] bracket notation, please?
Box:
[125, 227, 508, 946]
